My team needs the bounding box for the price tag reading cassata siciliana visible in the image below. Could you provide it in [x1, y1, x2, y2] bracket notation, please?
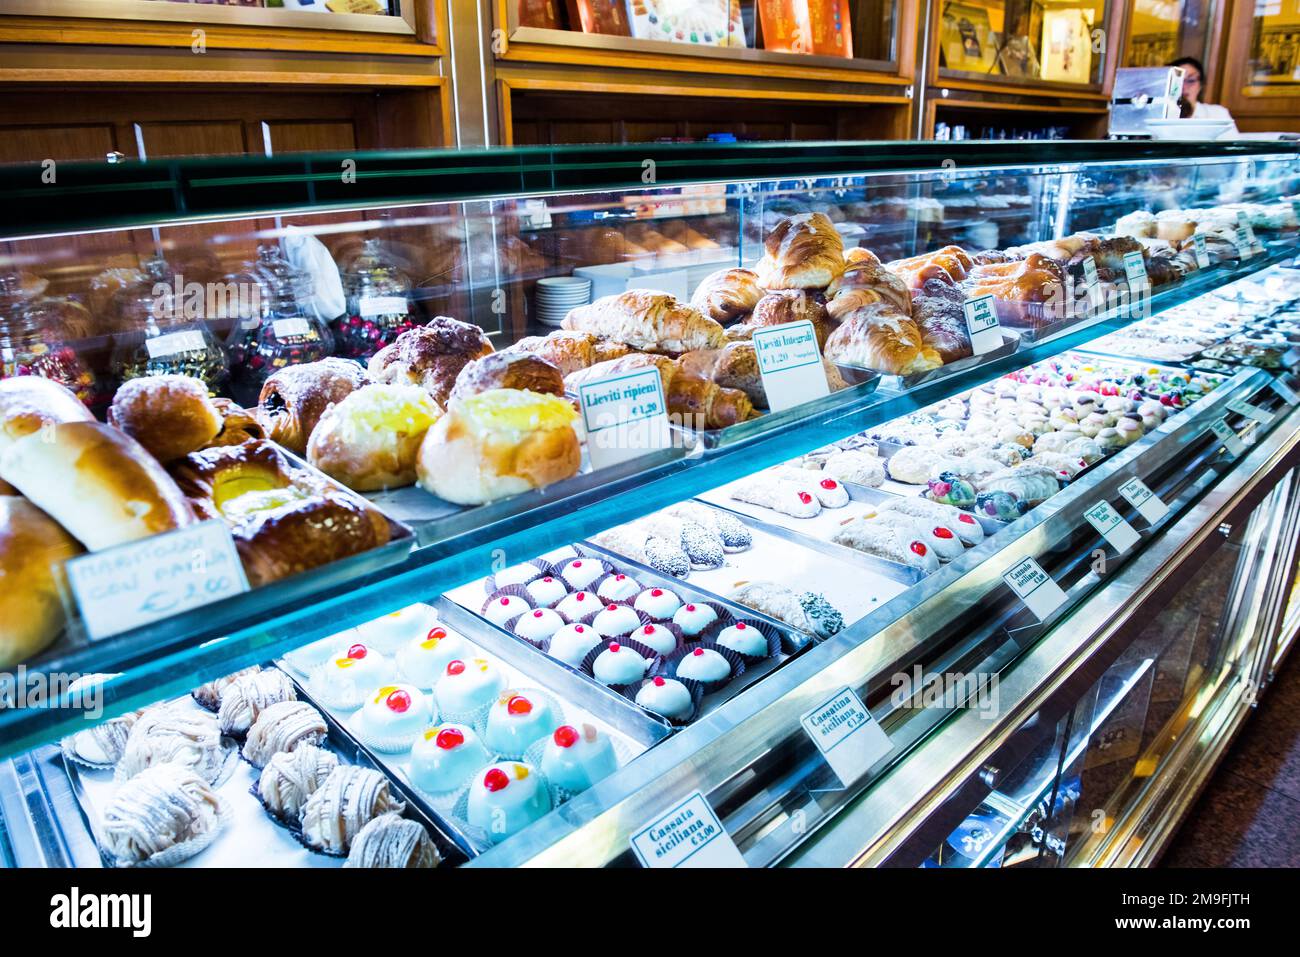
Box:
[962, 294, 1004, 355]
[630, 791, 747, 869]
[1122, 251, 1149, 318]
[65, 520, 249, 642]
[1209, 418, 1246, 459]
[1269, 377, 1300, 405]
[357, 295, 408, 318]
[1003, 556, 1068, 622]
[751, 319, 830, 413]
[1227, 398, 1274, 424]
[1084, 500, 1141, 554]
[1191, 233, 1211, 270]
[799, 686, 893, 788]
[1119, 477, 1169, 524]
[577, 367, 672, 471]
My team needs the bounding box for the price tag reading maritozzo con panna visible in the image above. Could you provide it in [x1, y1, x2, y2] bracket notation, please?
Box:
[800, 686, 893, 788]
[1003, 556, 1068, 622]
[1084, 500, 1141, 554]
[577, 367, 672, 471]
[630, 791, 746, 869]
[65, 520, 249, 642]
[751, 320, 830, 412]
[962, 294, 1003, 355]
[1119, 477, 1169, 524]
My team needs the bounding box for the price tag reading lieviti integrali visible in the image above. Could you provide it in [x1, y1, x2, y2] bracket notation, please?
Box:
[630, 791, 747, 869]
[65, 520, 249, 642]
[962, 294, 1003, 355]
[751, 319, 830, 412]
[800, 686, 892, 787]
[576, 367, 672, 471]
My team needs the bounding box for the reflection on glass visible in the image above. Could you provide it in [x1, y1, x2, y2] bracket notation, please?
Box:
[938, 0, 1107, 84]
[1248, 0, 1300, 93]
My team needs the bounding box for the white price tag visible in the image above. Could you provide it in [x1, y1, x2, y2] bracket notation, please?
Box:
[1270, 377, 1300, 405]
[1084, 500, 1141, 554]
[1122, 251, 1148, 317]
[65, 520, 250, 642]
[799, 686, 892, 788]
[358, 295, 408, 318]
[1002, 556, 1068, 622]
[1191, 233, 1210, 270]
[1208, 418, 1246, 459]
[271, 317, 311, 339]
[1227, 398, 1273, 424]
[577, 367, 672, 470]
[630, 791, 747, 869]
[1233, 226, 1255, 259]
[1119, 477, 1169, 523]
[144, 330, 206, 359]
[962, 294, 1004, 355]
[1236, 211, 1263, 254]
[1082, 256, 1101, 309]
[751, 320, 830, 412]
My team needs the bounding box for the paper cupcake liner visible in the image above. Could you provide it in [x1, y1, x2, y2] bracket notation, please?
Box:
[249, 777, 307, 836]
[281, 633, 354, 678]
[622, 675, 706, 726]
[547, 556, 613, 592]
[660, 641, 747, 694]
[478, 688, 565, 761]
[578, 635, 663, 692]
[436, 697, 495, 731]
[106, 794, 232, 869]
[189, 691, 221, 714]
[480, 584, 536, 622]
[483, 559, 550, 595]
[348, 701, 439, 755]
[408, 776, 475, 816]
[59, 735, 121, 773]
[713, 617, 783, 663]
[670, 600, 735, 643]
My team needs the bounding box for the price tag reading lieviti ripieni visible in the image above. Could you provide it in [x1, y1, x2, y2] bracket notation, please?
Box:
[65, 520, 249, 642]
[577, 367, 672, 471]
[1191, 233, 1211, 270]
[962, 294, 1003, 355]
[751, 319, 830, 412]
[630, 791, 747, 869]
[1122, 251, 1149, 318]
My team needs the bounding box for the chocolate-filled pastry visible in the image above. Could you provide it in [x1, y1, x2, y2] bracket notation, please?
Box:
[742, 290, 831, 349]
[755, 212, 845, 289]
[562, 290, 726, 353]
[450, 351, 565, 401]
[689, 267, 764, 324]
[257, 357, 370, 455]
[367, 316, 495, 409]
[108, 374, 223, 464]
[171, 440, 391, 587]
[204, 398, 265, 449]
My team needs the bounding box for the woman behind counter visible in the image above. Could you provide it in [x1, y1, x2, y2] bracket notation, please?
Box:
[1169, 56, 1239, 137]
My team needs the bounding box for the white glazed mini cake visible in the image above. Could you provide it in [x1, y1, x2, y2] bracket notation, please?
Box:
[482, 691, 559, 756]
[716, 622, 768, 657]
[592, 603, 641, 637]
[514, 607, 565, 642]
[102, 764, 226, 865]
[630, 623, 677, 656]
[482, 594, 532, 627]
[492, 561, 544, 588]
[300, 765, 405, 854]
[671, 602, 718, 637]
[596, 573, 640, 603]
[592, 642, 651, 685]
[557, 558, 604, 591]
[410, 724, 490, 795]
[525, 576, 568, 606]
[345, 813, 440, 869]
[635, 676, 693, 721]
[548, 623, 601, 667]
[217, 668, 297, 736]
[556, 590, 598, 620]
[467, 762, 552, 844]
[396, 627, 476, 689]
[634, 587, 682, 620]
[434, 657, 506, 717]
[358, 603, 440, 655]
[540, 724, 617, 794]
[357, 684, 432, 750]
[257, 743, 338, 822]
[675, 646, 731, 682]
[313, 642, 395, 707]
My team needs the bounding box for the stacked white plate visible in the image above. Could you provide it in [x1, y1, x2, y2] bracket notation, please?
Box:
[535, 276, 591, 326]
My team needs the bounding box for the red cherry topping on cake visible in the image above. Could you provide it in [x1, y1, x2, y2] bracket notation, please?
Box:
[386, 689, 411, 713]
[574, 592, 587, 601]
[606, 603, 618, 611]
[614, 574, 626, 581]
[959, 514, 976, 524]
[820, 479, 838, 490]
[574, 625, 585, 633]
[798, 491, 813, 504]
[653, 676, 666, 687]
[934, 527, 954, 539]
[735, 622, 747, 630]
[911, 542, 928, 556]
[692, 647, 705, 657]
[651, 588, 664, 597]
[435, 728, 464, 750]
[446, 660, 466, 676]
[553, 725, 579, 748]
[426, 626, 447, 642]
[609, 642, 621, 653]
[499, 597, 510, 606]
[643, 624, 656, 634]
[483, 768, 510, 792]
[506, 695, 533, 716]
[685, 603, 696, 612]
[570, 560, 582, 568]
[346, 644, 367, 660]
[532, 609, 544, 618]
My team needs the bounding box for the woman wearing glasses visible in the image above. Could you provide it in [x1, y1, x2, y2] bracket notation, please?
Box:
[1168, 56, 1239, 137]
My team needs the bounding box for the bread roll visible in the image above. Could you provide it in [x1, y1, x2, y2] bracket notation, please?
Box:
[416, 389, 580, 506]
[450, 352, 564, 401]
[257, 358, 370, 455]
[689, 268, 763, 324]
[307, 384, 441, 492]
[562, 290, 725, 353]
[367, 316, 494, 409]
[755, 213, 844, 290]
[0, 496, 82, 668]
[0, 422, 192, 551]
[0, 376, 94, 494]
[108, 374, 223, 463]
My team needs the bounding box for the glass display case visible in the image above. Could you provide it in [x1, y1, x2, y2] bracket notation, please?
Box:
[0, 139, 1298, 869]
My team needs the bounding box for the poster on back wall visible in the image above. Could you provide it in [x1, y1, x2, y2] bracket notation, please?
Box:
[759, 0, 853, 57]
[628, 0, 746, 47]
[565, 0, 633, 34]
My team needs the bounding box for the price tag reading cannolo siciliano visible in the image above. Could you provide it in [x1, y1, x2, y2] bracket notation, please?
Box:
[1191, 233, 1211, 270]
[630, 791, 747, 869]
[1084, 500, 1141, 554]
[577, 367, 672, 471]
[1270, 377, 1300, 405]
[1119, 477, 1169, 523]
[800, 686, 893, 788]
[1002, 556, 1068, 622]
[1208, 418, 1246, 459]
[962, 294, 1003, 355]
[65, 520, 249, 642]
[751, 319, 830, 413]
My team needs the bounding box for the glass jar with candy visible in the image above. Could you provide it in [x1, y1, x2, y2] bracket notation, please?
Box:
[0, 274, 96, 405]
[333, 238, 416, 360]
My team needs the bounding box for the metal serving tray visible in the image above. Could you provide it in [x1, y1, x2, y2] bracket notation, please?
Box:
[855, 331, 1021, 393]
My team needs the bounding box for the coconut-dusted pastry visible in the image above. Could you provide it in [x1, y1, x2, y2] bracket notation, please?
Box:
[172, 440, 391, 587]
[887, 445, 946, 484]
[216, 668, 297, 736]
[306, 383, 441, 492]
[755, 212, 845, 289]
[727, 580, 843, 637]
[366, 317, 494, 409]
[0, 422, 192, 552]
[256, 743, 338, 823]
[0, 495, 83, 668]
[62, 709, 140, 767]
[416, 389, 580, 506]
[689, 267, 764, 324]
[563, 290, 726, 353]
[107, 374, 223, 464]
[345, 813, 440, 869]
[242, 699, 328, 768]
[824, 302, 942, 375]
[663, 501, 752, 552]
[730, 474, 822, 518]
[928, 455, 1003, 484]
[102, 765, 226, 866]
[450, 351, 565, 401]
[300, 765, 406, 855]
[256, 357, 370, 454]
[832, 518, 939, 572]
[117, 704, 228, 784]
[821, 448, 886, 487]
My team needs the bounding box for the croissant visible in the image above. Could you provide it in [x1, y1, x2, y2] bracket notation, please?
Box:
[366, 316, 495, 409]
[508, 332, 597, 376]
[844, 246, 881, 266]
[729, 290, 831, 349]
[689, 268, 764, 324]
[826, 261, 912, 319]
[256, 358, 370, 455]
[754, 212, 845, 290]
[562, 290, 725, 353]
[563, 353, 753, 429]
[823, 301, 942, 375]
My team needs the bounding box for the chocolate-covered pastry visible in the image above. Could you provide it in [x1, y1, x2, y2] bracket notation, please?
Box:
[256, 358, 370, 455]
[367, 316, 494, 408]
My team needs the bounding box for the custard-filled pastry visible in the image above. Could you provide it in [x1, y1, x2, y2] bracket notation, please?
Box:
[256, 357, 370, 455]
[307, 383, 441, 492]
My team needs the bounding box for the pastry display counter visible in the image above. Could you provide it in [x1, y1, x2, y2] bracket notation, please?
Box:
[0, 139, 1298, 869]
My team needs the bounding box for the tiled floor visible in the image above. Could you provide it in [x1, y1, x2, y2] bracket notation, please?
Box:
[1161, 651, 1300, 867]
